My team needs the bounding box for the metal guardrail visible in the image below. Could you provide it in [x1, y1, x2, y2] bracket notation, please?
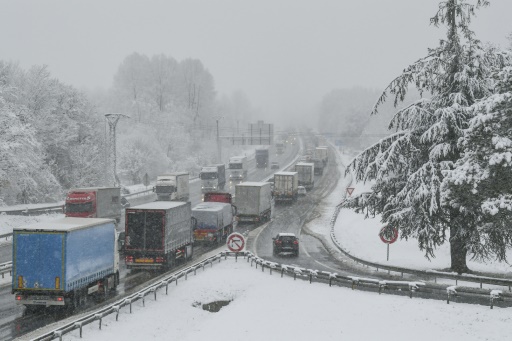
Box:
[330, 198, 512, 291]
[29, 250, 512, 340]
[0, 261, 12, 279]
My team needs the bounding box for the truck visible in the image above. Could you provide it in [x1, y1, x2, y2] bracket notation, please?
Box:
[192, 202, 234, 245]
[315, 146, 329, 165]
[275, 142, 284, 155]
[154, 172, 189, 201]
[200, 164, 226, 193]
[295, 162, 315, 190]
[65, 187, 122, 222]
[273, 172, 299, 203]
[255, 148, 269, 168]
[12, 217, 119, 309]
[313, 158, 324, 175]
[228, 156, 248, 182]
[234, 182, 272, 223]
[124, 202, 194, 270]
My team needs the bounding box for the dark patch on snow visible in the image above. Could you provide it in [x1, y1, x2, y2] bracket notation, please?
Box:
[197, 300, 231, 312]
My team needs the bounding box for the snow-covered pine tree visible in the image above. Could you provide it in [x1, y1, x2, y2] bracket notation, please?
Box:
[442, 66, 512, 264]
[346, 0, 511, 273]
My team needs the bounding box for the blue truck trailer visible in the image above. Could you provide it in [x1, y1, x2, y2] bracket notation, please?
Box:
[12, 217, 119, 309]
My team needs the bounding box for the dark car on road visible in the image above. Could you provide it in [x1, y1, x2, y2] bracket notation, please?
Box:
[272, 232, 299, 256]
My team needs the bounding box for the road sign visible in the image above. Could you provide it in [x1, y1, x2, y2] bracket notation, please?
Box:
[346, 187, 354, 196]
[379, 225, 398, 244]
[227, 232, 246, 252]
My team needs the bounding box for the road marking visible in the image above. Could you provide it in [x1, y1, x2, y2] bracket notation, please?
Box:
[301, 243, 340, 273]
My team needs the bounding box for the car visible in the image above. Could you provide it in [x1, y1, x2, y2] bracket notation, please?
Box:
[298, 186, 307, 196]
[272, 232, 299, 256]
[271, 161, 280, 169]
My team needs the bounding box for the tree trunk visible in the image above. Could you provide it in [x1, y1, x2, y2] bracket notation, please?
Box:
[449, 225, 469, 274]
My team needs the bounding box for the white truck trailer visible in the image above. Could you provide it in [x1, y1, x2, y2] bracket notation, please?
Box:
[295, 162, 315, 190]
[234, 182, 272, 223]
[273, 172, 299, 203]
[154, 172, 190, 201]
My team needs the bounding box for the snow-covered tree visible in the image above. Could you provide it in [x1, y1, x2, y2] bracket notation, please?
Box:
[443, 66, 512, 263]
[346, 0, 510, 273]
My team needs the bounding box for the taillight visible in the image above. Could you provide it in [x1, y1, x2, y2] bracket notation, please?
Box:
[156, 257, 164, 263]
[16, 295, 22, 301]
[125, 256, 134, 263]
[57, 297, 64, 302]
[293, 240, 299, 245]
[275, 240, 282, 245]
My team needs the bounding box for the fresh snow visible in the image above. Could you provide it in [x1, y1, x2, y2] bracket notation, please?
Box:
[5, 145, 512, 340]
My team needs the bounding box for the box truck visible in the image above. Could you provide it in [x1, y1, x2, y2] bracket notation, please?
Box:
[65, 187, 122, 222]
[154, 172, 190, 201]
[235, 182, 272, 223]
[12, 217, 119, 309]
[124, 202, 194, 270]
[228, 156, 248, 182]
[192, 202, 234, 245]
[295, 162, 315, 190]
[273, 172, 299, 203]
[200, 164, 226, 193]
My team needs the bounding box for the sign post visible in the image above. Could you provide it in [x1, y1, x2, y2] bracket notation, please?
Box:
[227, 232, 246, 254]
[143, 173, 150, 189]
[379, 225, 398, 261]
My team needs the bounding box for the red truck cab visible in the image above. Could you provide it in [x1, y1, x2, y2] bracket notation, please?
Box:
[65, 191, 96, 218]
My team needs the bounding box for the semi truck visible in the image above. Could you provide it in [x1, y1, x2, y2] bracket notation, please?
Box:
[234, 182, 272, 223]
[295, 162, 315, 190]
[228, 156, 248, 182]
[192, 202, 234, 245]
[273, 172, 299, 203]
[313, 158, 324, 175]
[200, 164, 226, 193]
[12, 217, 119, 309]
[65, 187, 122, 222]
[124, 202, 194, 270]
[255, 148, 269, 168]
[154, 172, 189, 201]
[315, 147, 329, 165]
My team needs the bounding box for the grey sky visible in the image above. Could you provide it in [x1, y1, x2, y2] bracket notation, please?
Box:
[1, 0, 511, 119]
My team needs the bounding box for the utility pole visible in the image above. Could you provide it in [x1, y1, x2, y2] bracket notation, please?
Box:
[105, 113, 129, 187]
[214, 116, 224, 163]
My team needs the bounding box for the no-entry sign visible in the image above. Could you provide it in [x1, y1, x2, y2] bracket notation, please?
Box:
[227, 232, 246, 252]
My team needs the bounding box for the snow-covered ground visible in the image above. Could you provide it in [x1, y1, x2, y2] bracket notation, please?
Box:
[24, 257, 511, 341]
[307, 146, 512, 276]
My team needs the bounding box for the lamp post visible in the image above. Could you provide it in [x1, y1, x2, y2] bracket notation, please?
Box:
[105, 113, 129, 187]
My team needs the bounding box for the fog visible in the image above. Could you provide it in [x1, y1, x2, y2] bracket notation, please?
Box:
[1, 0, 511, 123]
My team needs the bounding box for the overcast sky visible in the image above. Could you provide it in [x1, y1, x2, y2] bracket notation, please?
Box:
[1, 0, 511, 119]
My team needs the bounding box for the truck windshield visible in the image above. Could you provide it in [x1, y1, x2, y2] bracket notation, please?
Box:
[229, 163, 242, 169]
[66, 202, 93, 213]
[126, 211, 164, 250]
[155, 185, 175, 193]
[200, 173, 217, 180]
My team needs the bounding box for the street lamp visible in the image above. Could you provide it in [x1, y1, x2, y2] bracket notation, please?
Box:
[214, 115, 224, 163]
[105, 113, 129, 187]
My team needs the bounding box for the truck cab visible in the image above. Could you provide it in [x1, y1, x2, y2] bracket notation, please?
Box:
[228, 156, 248, 182]
[200, 164, 226, 193]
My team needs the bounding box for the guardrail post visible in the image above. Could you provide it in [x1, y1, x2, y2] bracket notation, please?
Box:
[281, 268, 285, 278]
[490, 296, 494, 309]
[166, 282, 169, 295]
[309, 274, 313, 283]
[113, 306, 120, 321]
[261, 263, 264, 272]
[95, 314, 102, 330]
[54, 330, 63, 341]
[447, 292, 450, 304]
[74, 322, 83, 338]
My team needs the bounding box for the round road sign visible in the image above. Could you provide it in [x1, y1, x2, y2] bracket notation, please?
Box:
[227, 232, 246, 252]
[379, 225, 399, 244]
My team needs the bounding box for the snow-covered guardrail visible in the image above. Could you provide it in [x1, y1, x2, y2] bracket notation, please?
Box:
[28, 249, 512, 340]
[330, 200, 512, 293]
[0, 261, 12, 279]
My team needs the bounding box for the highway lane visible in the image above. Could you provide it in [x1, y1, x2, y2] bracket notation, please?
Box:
[0, 141, 300, 340]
